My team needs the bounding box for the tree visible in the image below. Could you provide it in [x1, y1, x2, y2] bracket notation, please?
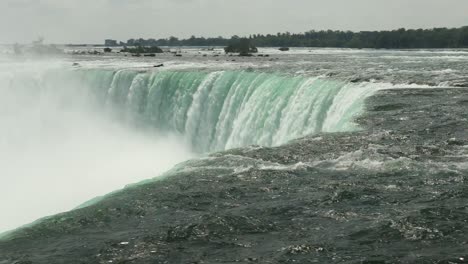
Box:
[114, 26, 468, 49]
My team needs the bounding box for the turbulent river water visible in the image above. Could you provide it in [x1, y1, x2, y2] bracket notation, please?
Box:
[0, 47, 468, 263]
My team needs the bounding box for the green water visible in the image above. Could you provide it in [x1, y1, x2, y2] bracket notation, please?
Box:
[41, 69, 378, 152]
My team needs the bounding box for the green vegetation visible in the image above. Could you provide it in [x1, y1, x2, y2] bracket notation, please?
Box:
[121, 46, 163, 54]
[249, 28, 468, 49]
[111, 26, 468, 49]
[224, 38, 258, 55]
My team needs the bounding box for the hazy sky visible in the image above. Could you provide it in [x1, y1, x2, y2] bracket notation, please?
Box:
[1, 0, 468, 44]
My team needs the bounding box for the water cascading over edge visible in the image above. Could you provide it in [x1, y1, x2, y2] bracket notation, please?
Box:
[41, 69, 379, 152]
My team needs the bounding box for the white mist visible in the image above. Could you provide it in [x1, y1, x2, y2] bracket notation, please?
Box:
[0, 58, 195, 233]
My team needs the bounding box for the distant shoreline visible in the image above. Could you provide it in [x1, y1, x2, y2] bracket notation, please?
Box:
[99, 26, 468, 49]
[3, 26, 468, 49]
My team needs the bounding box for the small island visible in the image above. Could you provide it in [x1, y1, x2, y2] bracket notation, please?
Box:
[224, 38, 258, 56]
[121, 46, 163, 54]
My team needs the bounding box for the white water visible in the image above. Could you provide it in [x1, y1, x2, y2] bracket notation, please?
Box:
[0, 60, 195, 233]
[0, 55, 383, 233]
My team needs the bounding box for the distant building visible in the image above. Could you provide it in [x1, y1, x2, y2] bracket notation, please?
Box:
[104, 39, 118, 46]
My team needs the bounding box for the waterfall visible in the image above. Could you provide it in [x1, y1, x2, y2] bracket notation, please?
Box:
[37, 68, 379, 152]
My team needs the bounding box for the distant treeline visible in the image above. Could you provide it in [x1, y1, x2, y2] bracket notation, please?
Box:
[107, 26, 468, 49]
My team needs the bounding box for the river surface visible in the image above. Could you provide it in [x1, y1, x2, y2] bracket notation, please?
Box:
[0, 47, 467, 263]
